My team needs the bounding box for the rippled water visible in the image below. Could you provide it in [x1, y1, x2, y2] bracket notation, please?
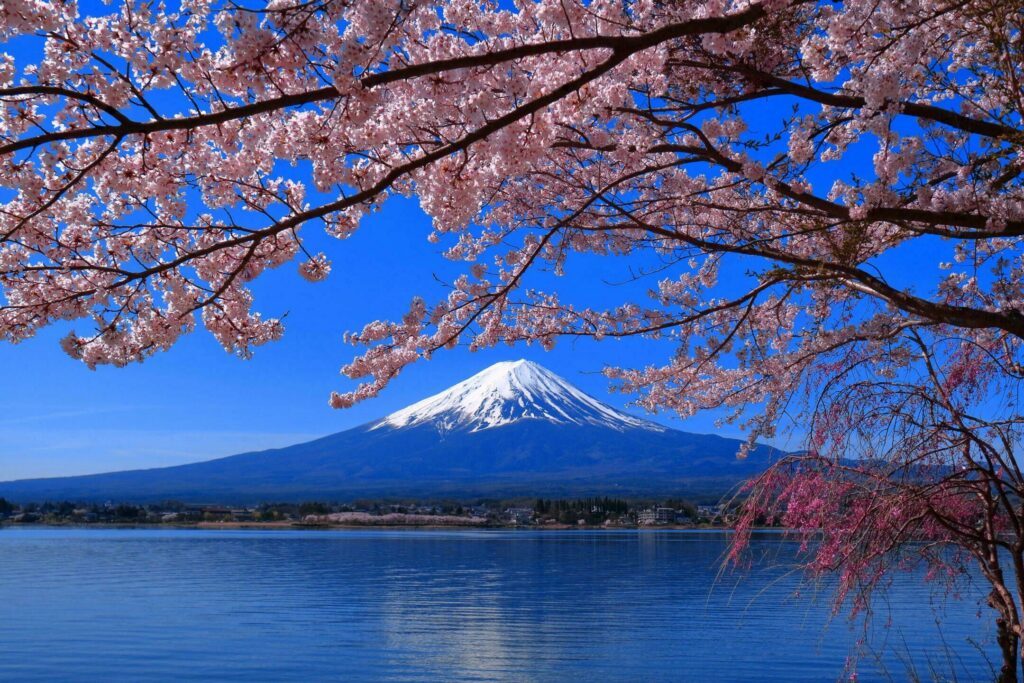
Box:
[0, 528, 1001, 681]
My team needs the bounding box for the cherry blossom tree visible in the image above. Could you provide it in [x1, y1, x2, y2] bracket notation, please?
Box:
[730, 326, 1024, 680]
[2, 0, 1023, 676]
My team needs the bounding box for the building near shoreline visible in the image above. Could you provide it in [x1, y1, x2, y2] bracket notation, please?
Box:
[638, 507, 676, 525]
[505, 508, 534, 524]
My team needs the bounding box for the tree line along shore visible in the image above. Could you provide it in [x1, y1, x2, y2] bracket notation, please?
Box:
[0, 497, 739, 529]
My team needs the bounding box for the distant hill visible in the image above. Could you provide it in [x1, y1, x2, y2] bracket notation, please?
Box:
[0, 360, 781, 503]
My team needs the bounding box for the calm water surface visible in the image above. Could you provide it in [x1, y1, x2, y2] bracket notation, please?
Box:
[0, 528, 1001, 681]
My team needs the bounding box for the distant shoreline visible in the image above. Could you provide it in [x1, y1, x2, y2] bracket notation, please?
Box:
[0, 520, 741, 532]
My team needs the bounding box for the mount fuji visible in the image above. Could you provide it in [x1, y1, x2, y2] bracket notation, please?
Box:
[0, 360, 782, 503]
[376, 359, 663, 434]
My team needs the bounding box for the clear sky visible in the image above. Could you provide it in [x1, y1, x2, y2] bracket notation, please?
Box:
[0, 7, 747, 481]
[0, 2, 884, 481]
[2, 191, 780, 480]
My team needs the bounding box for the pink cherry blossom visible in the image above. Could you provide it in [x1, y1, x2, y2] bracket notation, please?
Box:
[2, 1, 1024, 676]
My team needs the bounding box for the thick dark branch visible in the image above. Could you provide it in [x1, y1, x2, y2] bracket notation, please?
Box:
[596, 192, 1024, 340]
[0, 85, 130, 124]
[671, 59, 1020, 140]
[650, 142, 1024, 237]
[0, 3, 769, 157]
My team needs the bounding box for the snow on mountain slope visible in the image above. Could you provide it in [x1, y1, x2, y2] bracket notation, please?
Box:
[373, 359, 665, 434]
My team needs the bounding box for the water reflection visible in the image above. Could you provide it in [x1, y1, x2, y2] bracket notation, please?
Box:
[0, 528, 999, 681]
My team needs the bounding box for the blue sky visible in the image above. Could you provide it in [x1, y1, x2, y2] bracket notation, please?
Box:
[0, 3, 915, 481]
[0, 7, 749, 481]
[1, 193, 771, 480]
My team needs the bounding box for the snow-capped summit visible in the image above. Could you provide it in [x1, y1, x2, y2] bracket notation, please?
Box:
[373, 359, 665, 434]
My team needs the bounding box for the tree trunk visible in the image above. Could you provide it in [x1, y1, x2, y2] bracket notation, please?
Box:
[996, 616, 1017, 683]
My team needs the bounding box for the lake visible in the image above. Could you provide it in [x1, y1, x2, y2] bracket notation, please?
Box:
[0, 527, 1000, 681]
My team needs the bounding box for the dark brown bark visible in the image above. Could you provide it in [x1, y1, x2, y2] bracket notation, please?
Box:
[988, 573, 1020, 683]
[995, 614, 1018, 683]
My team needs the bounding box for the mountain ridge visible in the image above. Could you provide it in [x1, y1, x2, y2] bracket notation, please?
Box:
[0, 360, 780, 502]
